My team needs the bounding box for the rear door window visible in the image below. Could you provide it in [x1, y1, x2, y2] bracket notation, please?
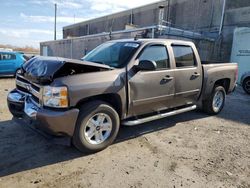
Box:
[172, 45, 196, 68]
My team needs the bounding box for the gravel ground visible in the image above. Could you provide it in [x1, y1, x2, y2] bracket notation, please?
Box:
[0, 78, 249, 188]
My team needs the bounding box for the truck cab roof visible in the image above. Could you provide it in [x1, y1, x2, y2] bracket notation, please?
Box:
[108, 38, 195, 45]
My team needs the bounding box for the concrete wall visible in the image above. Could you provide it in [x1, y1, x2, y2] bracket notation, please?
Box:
[63, 1, 167, 38]
[42, 29, 152, 59]
[217, 3, 250, 61]
[63, 0, 225, 38]
[41, 27, 214, 61]
[41, 0, 250, 62]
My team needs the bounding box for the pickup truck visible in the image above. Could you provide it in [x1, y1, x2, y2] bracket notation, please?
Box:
[7, 39, 238, 153]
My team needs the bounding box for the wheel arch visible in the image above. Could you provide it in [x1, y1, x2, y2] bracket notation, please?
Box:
[214, 78, 231, 94]
[75, 93, 123, 118]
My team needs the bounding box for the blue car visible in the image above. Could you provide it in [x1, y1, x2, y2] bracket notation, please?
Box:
[0, 51, 26, 76]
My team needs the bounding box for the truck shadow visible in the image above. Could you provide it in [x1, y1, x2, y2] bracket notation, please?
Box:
[0, 111, 207, 177]
[117, 110, 206, 142]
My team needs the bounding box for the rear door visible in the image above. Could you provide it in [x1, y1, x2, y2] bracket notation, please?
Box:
[128, 43, 175, 116]
[170, 44, 202, 106]
[0, 53, 16, 74]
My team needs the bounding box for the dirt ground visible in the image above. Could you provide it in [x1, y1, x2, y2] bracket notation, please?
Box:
[0, 78, 249, 188]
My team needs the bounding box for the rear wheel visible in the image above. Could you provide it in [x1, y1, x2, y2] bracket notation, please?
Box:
[203, 86, 226, 115]
[242, 77, 250, 95]
[73, 101, 120, 153]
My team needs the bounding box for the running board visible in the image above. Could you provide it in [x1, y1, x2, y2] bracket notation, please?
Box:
[122, 105, 197, 126]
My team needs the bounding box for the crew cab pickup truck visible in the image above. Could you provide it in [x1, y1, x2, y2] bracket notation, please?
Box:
[7, 39, 238, 153]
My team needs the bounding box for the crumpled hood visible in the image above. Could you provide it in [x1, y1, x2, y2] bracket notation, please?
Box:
[22, 56, 111, 84]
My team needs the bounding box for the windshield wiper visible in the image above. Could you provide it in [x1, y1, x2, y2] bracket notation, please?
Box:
[82, 59, 114, 69]
[81, 58, 105, 65]
[91, 60, 115, 69]
[91, 61, 106, 65]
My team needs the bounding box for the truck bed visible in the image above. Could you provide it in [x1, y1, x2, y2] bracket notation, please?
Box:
[201, 62, 238, 99]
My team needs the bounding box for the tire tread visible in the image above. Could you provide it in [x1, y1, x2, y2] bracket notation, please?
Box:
[202, 86, 226, 115]
[73, 100, 120, 153]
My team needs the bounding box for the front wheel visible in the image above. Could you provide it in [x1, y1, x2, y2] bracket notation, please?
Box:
[202, 86, 226, 115]
[73, 101, 120, 153]
[242, 77, 250, 95]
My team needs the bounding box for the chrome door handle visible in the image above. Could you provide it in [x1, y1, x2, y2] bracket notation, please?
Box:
[192, 72, 200, 77]
[163, 75, 174, 81]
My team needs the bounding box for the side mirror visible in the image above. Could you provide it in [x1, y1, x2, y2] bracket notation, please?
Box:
[137, 60, 157, 71]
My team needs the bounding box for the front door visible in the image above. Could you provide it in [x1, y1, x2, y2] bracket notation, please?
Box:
[128, 44, 175, 116]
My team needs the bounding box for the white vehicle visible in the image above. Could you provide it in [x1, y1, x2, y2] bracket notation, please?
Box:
[231, 27, 250, 94]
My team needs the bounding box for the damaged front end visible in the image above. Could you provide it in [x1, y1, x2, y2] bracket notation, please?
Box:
[22, 56, 112, 84]
[7, 56, 111, 136]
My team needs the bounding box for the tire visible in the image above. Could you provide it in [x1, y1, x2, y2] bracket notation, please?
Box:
[10, 111, 23, 118]
[9, 109, 23, 118]
[242, 77, 250, 95]
[73, 100, 120, 153]
[202, 86, 226, 115]
[7, 102, 24, 118]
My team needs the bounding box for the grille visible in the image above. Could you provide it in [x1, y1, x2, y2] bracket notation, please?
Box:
[16, 75, 42, 105]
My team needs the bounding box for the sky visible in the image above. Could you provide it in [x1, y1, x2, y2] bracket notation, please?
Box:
[0, 0, 159, 48]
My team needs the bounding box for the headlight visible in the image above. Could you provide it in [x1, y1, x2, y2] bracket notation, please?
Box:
[42, 86, 68, 108]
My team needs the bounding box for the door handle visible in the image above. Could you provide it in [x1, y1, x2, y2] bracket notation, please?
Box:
[192, 72, 200, 77]
[162, 75, 174, 81]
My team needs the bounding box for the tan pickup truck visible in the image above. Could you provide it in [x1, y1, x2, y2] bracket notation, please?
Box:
[7, 39, 238, 153]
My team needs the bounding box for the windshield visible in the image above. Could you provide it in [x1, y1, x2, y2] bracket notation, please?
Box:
[82, 42, 140, 68]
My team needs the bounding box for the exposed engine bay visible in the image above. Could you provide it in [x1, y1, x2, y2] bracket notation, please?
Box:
[21, 56, 111, 84]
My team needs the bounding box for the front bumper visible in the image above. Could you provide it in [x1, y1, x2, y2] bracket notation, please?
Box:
[7, 89, 79, 137]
